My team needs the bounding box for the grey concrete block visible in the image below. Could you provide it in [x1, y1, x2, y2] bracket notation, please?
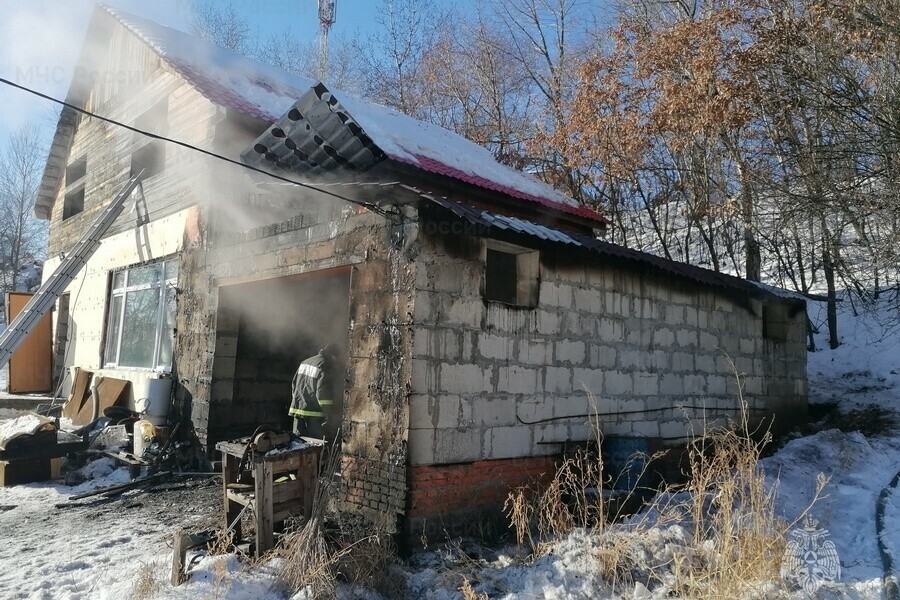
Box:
[653, 328, 675, 347]
[543, 366, 572, 393]
[474, 397, 517, 427]
[487, 426, 533, 459]
[519, 340, 550, 366]
[634, 373, 659, 396]
[408, 394, 435, 430]
[556, 340, 586, 364]
[440, 363, 487, 394]
[502, 365, 538, 395]
[407, 428, 436, 465]
[478, 333, 510, 360]
[589, 345, 617, 369]
[605, 371, 633, 396]
[572, 368, 604, 395]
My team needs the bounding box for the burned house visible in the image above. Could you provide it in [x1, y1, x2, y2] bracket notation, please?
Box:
[36, 6, 807, 537]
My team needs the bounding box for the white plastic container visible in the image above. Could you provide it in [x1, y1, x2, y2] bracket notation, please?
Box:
[133, 420, 156, 456]
[135, 376, 172, 426]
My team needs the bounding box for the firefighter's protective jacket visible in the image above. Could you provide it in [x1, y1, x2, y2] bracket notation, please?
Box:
[289, 350, 336, 420]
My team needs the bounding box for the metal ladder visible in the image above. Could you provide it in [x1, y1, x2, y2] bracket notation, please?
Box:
[0, 172, 144, 369]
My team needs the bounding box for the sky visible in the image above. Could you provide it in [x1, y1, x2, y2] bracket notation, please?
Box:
[0, 0, 387, 148]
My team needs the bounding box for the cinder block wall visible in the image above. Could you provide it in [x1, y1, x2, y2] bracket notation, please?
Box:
[406, 228, 807, 533]
[175, 201, 416, 531]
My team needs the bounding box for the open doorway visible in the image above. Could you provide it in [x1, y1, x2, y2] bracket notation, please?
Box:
[211, 268, 351, 440]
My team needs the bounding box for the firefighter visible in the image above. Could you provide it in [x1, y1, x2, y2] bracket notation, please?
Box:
[289, 343, 339, 440]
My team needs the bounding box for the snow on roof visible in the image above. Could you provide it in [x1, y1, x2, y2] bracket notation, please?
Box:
[104, 6, 607, 224]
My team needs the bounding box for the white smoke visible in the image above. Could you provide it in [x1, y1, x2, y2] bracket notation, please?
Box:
[0, 0, 188, 141]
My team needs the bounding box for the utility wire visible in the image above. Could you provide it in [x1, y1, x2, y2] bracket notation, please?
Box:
[0, 77, 392, 216]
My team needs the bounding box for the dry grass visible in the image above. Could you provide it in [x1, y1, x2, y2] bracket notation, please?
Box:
[662, 362, 826, 598]
[505, 358, 827, 598]
[460, 577, 489, 600]
[276, 445, 343, 599]
[210, 559, 233, 599]
[207, 528, 236, 557]
[332, 522, 407, 599]
[130, 562, 161, 600]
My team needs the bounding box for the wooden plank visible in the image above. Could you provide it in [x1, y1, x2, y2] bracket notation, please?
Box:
[62, 369, 93, 423]
[254, 460, 274, 555]
[0, 458, 51, 486]
[273, 502, 305, 523]
[225, 489, 253, 507]
[272, 479, 301, 505]
[302, 452, 318, 518]
[222, 453, 242, 542]
[102, 450, 149, 466]
[171, 530, 189, 586]
[6, 292, 52, 394]
[0, 439, 86, 462]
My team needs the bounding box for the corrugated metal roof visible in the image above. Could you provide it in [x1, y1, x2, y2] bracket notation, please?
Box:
[95, 7, 608, 225]
[427, 196, 798, 301]
[241, 84, 385, 175]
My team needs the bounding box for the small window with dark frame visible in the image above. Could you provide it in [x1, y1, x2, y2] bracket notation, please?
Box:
[130, 99, 168, 180]
[762, 304, 789, 341]
[62, 156, 87, 220]
[483, 242, 539, 307]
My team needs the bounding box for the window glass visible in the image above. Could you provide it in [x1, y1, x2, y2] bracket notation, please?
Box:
[118, 289, 160, 367]
[157, 286, 177, 366]
[104, 257, 178, 370]
[128, 262, 163, 287]
[104, 294, 123, 364]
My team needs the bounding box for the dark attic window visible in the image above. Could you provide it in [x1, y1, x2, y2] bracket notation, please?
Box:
[63, 156, 87, 220]
[130, 99, 168, 180]
[131, 141, 165, 179]
[483, 242, 539, 307]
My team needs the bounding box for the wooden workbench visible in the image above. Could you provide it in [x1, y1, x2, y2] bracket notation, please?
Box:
[216, 437, 324, 555]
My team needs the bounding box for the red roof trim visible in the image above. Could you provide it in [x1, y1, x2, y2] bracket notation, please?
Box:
[395, 154, 610, 225]
[162, 54, 610, 226]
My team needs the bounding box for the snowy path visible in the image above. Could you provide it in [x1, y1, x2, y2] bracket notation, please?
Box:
[0, 466, 220, 599]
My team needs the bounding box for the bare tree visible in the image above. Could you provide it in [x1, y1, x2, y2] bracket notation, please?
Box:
[0, 126, 47, 294]
[491, 0, 598, 201]
[189, 1, 252, 53]
[360, 0, 445, 115]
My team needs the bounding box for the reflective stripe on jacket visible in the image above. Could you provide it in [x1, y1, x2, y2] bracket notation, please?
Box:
[289, 350, 335, 420]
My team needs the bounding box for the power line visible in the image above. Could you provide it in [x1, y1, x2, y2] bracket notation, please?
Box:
[0, 76, 392, 216]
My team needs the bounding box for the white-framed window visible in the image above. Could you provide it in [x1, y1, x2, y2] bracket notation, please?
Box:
[104, 258, 179, 370]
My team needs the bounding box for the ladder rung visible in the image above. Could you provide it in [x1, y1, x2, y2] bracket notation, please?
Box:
[0, 172, 144, 369]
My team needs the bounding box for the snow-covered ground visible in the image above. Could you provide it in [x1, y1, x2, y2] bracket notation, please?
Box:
[0, 296, 897, 599]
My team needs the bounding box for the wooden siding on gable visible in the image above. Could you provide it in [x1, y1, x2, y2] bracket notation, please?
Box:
[47, 20, 222, 257]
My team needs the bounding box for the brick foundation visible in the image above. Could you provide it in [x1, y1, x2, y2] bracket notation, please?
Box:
[404, 456, 557, 542]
